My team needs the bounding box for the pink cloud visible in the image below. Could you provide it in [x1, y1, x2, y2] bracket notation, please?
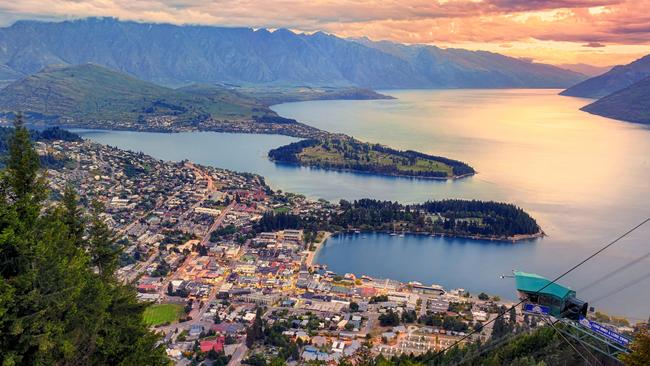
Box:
[0, 0, 648, 55]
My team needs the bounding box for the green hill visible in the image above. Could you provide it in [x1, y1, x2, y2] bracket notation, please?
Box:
[0, 64, 274, 129]
[581, 76, 650, 125]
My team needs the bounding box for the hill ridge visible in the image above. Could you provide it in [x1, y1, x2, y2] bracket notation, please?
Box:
[560, 54, 650, 98]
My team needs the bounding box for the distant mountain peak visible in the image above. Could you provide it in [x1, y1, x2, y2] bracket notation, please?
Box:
[560, 54, 650, 98]
[581, 75, 650, 125]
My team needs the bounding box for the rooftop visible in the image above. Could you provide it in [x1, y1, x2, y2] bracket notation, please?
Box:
[514, 271, 575, 300]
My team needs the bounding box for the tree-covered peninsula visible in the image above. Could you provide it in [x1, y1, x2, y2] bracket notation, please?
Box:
[256, 198, 542, 241]
[268, 137, 475, 179]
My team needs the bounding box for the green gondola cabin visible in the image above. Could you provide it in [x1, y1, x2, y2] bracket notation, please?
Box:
[514, 271, 588, 320]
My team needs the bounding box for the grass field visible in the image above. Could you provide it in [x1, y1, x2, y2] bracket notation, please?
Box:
[143, 303, 185, 326]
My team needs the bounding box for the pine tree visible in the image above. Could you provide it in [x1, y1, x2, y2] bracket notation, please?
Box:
[62, 184, 86, 249]
[246, 307, 265, 347]
[5, 113, 47, 225]
[0, 115, 169, 365]
[88, 200, 119, 280]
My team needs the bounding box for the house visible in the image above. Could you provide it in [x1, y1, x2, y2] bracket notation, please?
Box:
[301, 346, 339, 362]
[311, 336, 328, 347]
[199, 337, 225, 353]
[211, 322, 245, 335]
[472, 310, 488, 322]
[137, 283, 159, 293]
[382, 332, 397, 344]
[295, 330, 310, 343]
[188, 324, 204, 338]
[331, 341, 345, 353]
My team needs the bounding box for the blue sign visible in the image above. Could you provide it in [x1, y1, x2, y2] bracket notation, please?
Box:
[523, 303, 550, 315]
[579, 317, 630, 347]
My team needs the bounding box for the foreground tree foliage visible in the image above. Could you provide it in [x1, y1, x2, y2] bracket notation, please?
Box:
[0, 115, 169, 365]
[620, 328, 650, 366]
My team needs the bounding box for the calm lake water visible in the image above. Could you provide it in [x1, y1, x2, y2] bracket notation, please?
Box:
[80, 89, 650, 319]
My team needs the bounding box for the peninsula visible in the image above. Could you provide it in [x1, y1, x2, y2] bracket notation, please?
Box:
[256, 198, 542, 241]
[268, 136, 475, 179]
[0, 64, 477, 178]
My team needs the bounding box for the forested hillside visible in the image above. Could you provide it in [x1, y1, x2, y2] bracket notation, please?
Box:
[255, 198, 541, 240]
[0, 126, 81, 168]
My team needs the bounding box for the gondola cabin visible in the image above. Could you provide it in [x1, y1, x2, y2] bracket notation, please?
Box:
[514, 271, 588, 320]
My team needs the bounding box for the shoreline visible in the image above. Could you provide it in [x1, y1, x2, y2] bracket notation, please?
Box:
[269, 158, 475, 181]
[327, 229, 545, 243]
[305, 231, 331, 268]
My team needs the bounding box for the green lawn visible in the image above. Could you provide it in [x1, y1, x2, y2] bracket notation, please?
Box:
[143, 303, 184, 326]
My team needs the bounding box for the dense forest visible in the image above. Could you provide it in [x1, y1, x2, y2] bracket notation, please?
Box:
[0, 126, 81, 150]
[268, 137, 475, 178]
[0, 117, 169, 365]
[255, 198, 541, 239]
[253, 115, 298, 124]
[0, 126, 82, 169]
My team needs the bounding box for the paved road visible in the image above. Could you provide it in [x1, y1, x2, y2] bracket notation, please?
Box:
[227, 341, 248, 366]
[155, 201, 235, 341]
[200, 202, 235, 246]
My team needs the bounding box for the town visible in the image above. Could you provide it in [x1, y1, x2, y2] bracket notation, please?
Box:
[35, 138, 637, 365]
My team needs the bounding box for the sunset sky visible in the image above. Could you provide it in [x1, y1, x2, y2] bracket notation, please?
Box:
[1, 0, 649, 67]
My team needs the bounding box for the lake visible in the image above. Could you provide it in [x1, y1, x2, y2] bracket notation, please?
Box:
[79, 89, 650, 319]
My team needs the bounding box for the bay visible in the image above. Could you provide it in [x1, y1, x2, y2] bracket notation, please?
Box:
[80, 89, 650, 319]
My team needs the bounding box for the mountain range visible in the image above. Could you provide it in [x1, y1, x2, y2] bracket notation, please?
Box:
[0, 17, 585, 89]
[581, 76, 650, 124]
[557, 54, 650, 125]
[556, 63, 612, 77]
[560, 55, 650, 98]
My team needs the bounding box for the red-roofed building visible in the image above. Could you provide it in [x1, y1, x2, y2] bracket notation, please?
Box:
[137, 283, 158, 293]
[199, 336, 225, 353]
[357, 287, 378, 298]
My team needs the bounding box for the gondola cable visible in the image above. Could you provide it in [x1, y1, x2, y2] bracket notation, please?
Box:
[432, 216, 650, 362]
[577, 250, 650, 293]
[589, 270, 650, 304]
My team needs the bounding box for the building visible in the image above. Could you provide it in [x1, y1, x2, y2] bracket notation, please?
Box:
[411, 284, 445, 295]
[194, 207, 222, 216]
[199, 337, 225, 353]
[239, 292, 281, 306]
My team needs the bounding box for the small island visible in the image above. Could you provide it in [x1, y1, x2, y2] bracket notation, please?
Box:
[268, 136, 475, 179]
